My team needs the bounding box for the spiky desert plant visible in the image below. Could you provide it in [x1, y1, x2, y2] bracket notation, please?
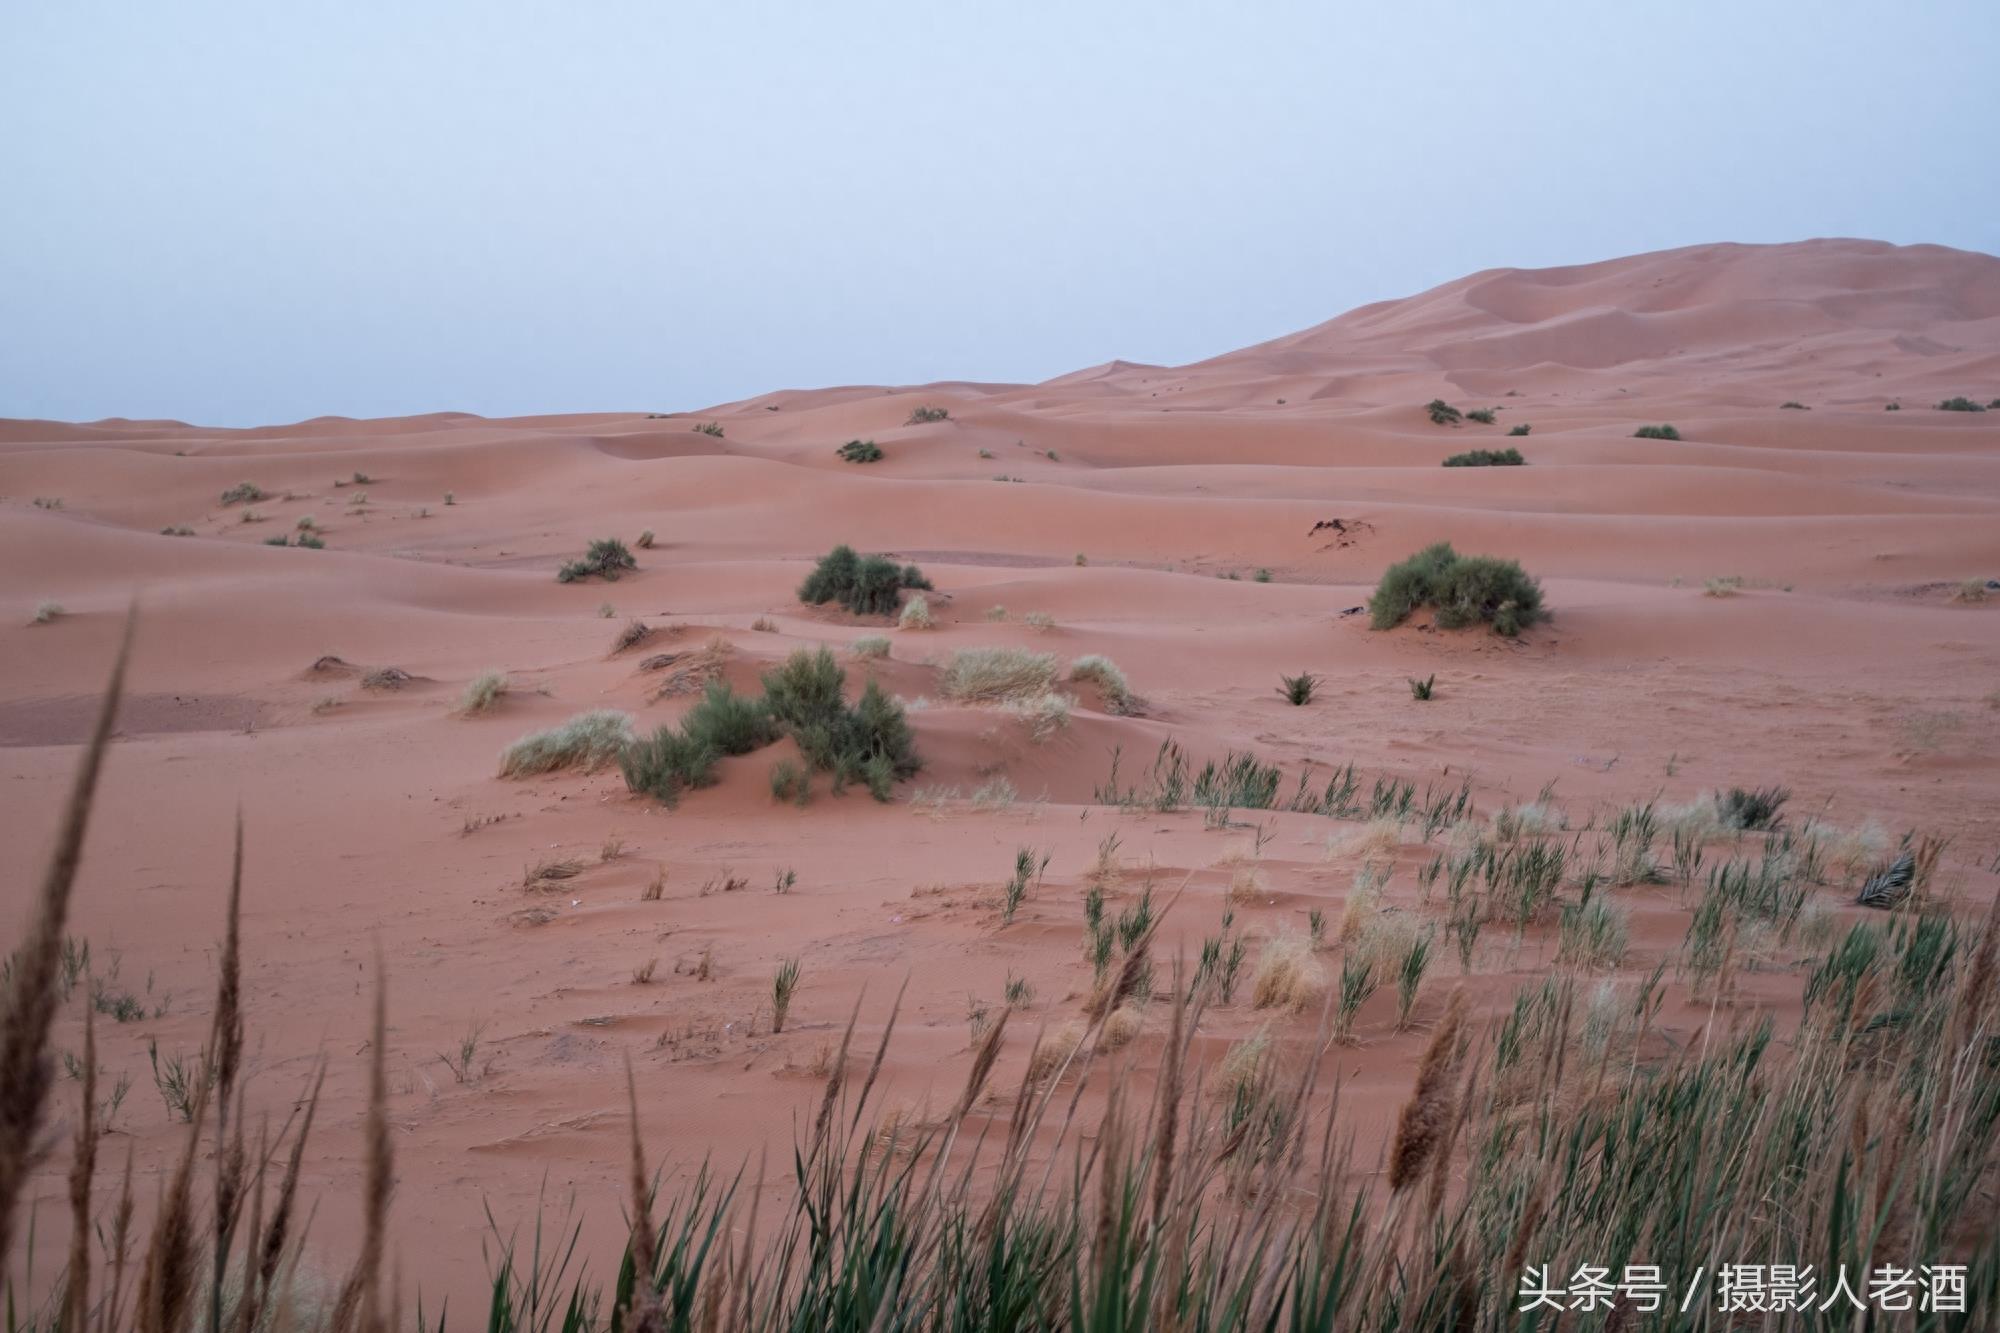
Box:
[772, 957, 801, 1032]
[1278, 672, 1319, 706]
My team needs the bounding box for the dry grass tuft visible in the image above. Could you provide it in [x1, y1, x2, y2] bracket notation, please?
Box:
[498, 710, 635, 776]
[1100, 1005, 1143, 1051]
[31, 599, 65, 625]
[897, 596, 934, 630]
[1250, 932, 1326, 1012]
[611, 619, 653, 653]
[457, 670, 510, 715]
[939, 647, 1058, 704]
[1025, 1021, 1086, 1085]
[1329, 817, 1403, 862]
[850, 635, 892, 660]
[1067, 654, 1135, 714]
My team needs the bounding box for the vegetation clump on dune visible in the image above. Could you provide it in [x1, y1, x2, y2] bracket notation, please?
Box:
[498, 709, 635, 776]
[1935, 396, 1987, 412]
[905, 405, 950, 424]
[556, 537, 637, 584]
[1441, 447, 1524, 467]
[1068, 654, 1134, 713]
[1423, 398, 1462, 425]
[1463, 407, 1496, 424]
[1368, 542, 1544, 636]
[799, 544, 932, 617]
[938, 647, 1057, 704]
[1633, 423, 1681, 439]
[219, 481, 266, 506]
[836, 439, 884, 463]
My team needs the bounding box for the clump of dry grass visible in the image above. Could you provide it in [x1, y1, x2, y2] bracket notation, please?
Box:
[1025, 1020, 1086, 1084]
[1226, 866, 1269, 905]
[1704, 576, 1745, 597]
[1100, 1005, 1143, 1050]
[850, 635, 892, 660]
[1250, 931, 1326, 1012]
[610, 619, 652, 653]
[1329, 817, 1403, 862]
[498, 710, 635, 777]
[457, 669, 510, 715]
[897, 595, 933, 630]
[1067, 654, 1134, 714]
[1338, 867, 1386, 946]
[938, 647, 1058, 704]
[1022, 611, 1056, 631]
[31, 599, 64, 625]
[1950, 577, 1989, 603]
[1387, 988, 1465, 1192]
[1007, 690, 1072, 741]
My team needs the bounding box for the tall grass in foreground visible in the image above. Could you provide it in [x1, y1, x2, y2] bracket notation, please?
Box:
[6, 625, 1999, 1329]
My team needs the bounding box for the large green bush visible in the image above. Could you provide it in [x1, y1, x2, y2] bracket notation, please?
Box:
[1368, 542, 1544, 636]
[798, 545, 931, 616]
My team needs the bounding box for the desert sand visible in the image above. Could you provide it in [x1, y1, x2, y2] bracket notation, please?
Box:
[4, 237, 1999, 1310]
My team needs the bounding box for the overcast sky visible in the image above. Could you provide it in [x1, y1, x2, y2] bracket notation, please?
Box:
[4, 0, 1996, 427]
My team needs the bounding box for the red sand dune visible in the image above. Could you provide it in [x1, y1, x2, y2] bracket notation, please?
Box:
[4, 237, 1999, 1306]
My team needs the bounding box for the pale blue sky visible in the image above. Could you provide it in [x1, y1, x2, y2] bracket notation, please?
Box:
[4, 0, 1996, 426]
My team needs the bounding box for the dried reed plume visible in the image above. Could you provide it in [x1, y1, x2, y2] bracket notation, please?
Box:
[0, 609, 130, 1266]
[1388, 988, 1466, 1192]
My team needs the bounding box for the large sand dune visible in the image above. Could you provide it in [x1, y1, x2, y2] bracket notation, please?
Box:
[4, 237, 1998, 1306]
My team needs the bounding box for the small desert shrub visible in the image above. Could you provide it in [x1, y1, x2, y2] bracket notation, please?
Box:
[1442, 448, 1524, 467]
[296, 533, 325, 549]
[681, 679, 780, 756]
[1936, 397, 1987, 412]
[1633, 424, 1681, 440]
[1250, 932, 1326, 1012]
[1068, 655, 1134, 713]
[459, 670, 509, 714]
[694, 421, 725, 437]
[220, 481, 266, 505]
[1717, 785, 1789, 831]
[1369, 542, 1544, 636]
[837, 439, 884, 463]
[906, 405, 950, 424]
[799, 545, 931, 616]
[296, 515, 316, 531]
[1424, 399, 1462, 426]
[1022, 611, 1056, 631]
[1464, 408, 1496, 425]
[32, 599, 64, 624]
[1408, 674, 1435, 701]
[1952, 578, 1990, 603]
[557, 537, 637, 584]
[984, 605, 1008, 622]
[1507, 423, 1531, 436]
[635, 529, 655, 549]
[939, 647, 1057, 703]
[897, 595, 933, 630]
[160, 525, 195, 536]
[769, 757, 811, 806]
[1278, 672, 1318, 706]
[499, 710, 635, 776]
[850, 635, 891, 659]
[762, 648, 920, 797]
[619, 724, 721, 805]
[611, 619, 651, 652]
[240, 509, 266, 523]
[1704, 576, 1745, 597]
[263, 534, 290, 546]
[1780, 401, 1809, 410]
[1885, 401, 1901, 411]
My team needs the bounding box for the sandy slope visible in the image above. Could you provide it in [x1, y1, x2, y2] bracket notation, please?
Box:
[4, 237, 1999, 1306]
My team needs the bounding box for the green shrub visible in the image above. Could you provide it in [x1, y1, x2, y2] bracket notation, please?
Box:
[837, 439, 884, 463]
[263, 534, 289, 547]
[1278, 672, 1318, 706]
[296, 533, 325, 549]
[499, 710, 635, 777]
[769, 757, 810, 806]
[556, 537, 637, 583]
[1464, 408, 1496, 425]
[1780, 401, 1809, 410]
[762, 647, 848, 732]
[1936, 397, 1987, 412]
[619, 725, 720, 805]
[1506, 423, 1531, 437]
[1885, 402, 1902, 411]
[756, 648, 919, 798]
[798, 545, 930, 616]
[1633, 424, 1681, 440]
[679, 680, 779, 756]
[1409, 674, 1436, 701]
[906, 405, 950, 424]
[1424, 399, 1462, 426]
[219, 482, 266, 506]
[1441, 448, 1524, 467]
[694, 421, 726, 436]
[1368, 542, 1544, 636]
